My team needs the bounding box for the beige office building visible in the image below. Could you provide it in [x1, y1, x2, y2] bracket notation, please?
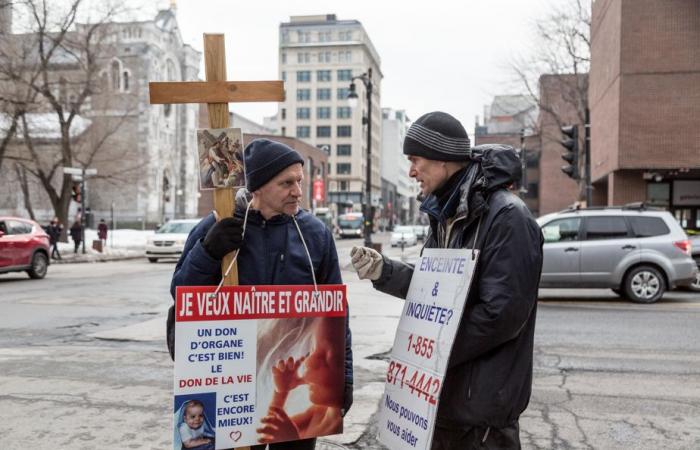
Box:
[276, 14, 382, 213]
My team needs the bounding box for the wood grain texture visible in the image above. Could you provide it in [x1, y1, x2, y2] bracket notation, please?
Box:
[148, 81, 285, 104]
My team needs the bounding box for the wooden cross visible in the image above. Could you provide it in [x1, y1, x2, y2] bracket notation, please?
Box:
[149, 33, 285, 287]
[149, 34, 284, 450]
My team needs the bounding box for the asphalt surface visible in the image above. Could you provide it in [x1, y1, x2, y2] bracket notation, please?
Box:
[1, 234, 699, 449]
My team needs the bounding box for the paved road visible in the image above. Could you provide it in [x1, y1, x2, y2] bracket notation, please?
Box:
[1, 235, 699, 449]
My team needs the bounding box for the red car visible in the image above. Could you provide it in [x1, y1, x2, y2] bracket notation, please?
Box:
[0, 216, 50, 279]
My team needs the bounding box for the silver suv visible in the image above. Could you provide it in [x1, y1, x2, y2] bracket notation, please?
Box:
[537, 204, 698, 303]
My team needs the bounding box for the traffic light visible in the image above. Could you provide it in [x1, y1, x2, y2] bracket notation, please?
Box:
[560, 125, 580, 180]
[71, 182, 82, 203]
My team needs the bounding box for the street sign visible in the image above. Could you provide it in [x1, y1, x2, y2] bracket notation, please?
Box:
[84, 168, 97, 176]
[62, 167, 82, 175]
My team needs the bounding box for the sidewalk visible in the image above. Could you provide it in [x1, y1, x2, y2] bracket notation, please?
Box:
[50, 228, 152, 264]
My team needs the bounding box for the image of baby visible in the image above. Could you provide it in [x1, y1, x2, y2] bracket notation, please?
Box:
[178, 400, 215, 450]
[256, 317, 344, 444]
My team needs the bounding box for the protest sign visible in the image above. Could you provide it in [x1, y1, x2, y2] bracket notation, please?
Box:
[174, 284, 346, 449]
[377, 248, 478, 450]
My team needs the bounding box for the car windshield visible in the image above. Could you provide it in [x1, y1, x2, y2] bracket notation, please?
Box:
[338, 217, 362, 228]
[394, 226, 414, 233]
[156, 221, 197, 234]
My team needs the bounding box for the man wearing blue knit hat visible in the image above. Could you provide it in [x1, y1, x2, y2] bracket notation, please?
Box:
[169, 138, 353, 450]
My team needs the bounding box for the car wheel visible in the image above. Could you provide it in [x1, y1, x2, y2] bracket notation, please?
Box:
[624, 265, 665, 304]
[27, 252, 48, 279]
[148, 257, 158, 263]
[689, 269, 700, 292]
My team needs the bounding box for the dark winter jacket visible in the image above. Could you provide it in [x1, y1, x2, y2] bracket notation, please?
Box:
[373, 144, 544, 429]
[168, 192, 353, 388]
[69, 222, 82, 242]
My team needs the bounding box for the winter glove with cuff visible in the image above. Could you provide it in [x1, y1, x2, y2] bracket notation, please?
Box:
[202, 215, 244, 260]
[350, 246, 383, 281]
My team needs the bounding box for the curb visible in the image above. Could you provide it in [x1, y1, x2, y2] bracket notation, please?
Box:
[50, 254, 145, 265]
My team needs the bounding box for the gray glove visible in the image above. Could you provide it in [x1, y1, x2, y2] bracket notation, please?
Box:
[350, 246, 383, 281]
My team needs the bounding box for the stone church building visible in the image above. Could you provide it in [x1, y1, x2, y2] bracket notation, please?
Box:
[0, 5, 200, 227]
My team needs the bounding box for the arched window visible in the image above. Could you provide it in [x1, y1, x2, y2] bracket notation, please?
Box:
[111, 60, 121, 91]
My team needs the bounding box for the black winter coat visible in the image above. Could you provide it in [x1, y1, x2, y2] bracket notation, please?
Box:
[373, 145, 544, 429]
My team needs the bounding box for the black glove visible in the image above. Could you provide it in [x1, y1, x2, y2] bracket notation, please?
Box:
[202, 216, 244, 260]
[342, 382, 353, 417]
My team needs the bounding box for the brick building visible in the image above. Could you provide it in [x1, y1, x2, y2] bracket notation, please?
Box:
[475, 95, 541, 215]
[590, 0, 700, 229]
[537, 74, 587, 215]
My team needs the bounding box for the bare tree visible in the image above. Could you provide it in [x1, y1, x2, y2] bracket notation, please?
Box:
[510, 0, 591, 133]
[0, 0, 136, 230]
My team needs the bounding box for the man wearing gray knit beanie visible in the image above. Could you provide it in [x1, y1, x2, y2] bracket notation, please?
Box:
[351, 111, 544, 449]
[170, 139, 354, 450]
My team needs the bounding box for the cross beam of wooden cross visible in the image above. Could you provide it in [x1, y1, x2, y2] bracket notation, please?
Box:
[149, 33, 284, 291]
[149, 36, 283, 450]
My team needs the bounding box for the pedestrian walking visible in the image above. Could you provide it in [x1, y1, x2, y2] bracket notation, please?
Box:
[350, 111, 544, 449]
[97, 218, 108, 245]
[47, 217, 63, 260]
[69, 219, 82, 254]
[170, 139, 354, 450]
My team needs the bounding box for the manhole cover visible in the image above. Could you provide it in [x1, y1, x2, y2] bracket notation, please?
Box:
[316, 440, 350, 450]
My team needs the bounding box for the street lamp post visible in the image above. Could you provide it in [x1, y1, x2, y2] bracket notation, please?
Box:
[347, 67, 373, 248]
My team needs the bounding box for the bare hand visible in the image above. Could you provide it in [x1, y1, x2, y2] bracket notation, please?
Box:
[256, 406, 301, 443]
[271, 355, 307, 393]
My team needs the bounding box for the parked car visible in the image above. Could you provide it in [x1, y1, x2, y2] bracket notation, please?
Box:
[537, 205, 697, 303]
[0, 216, 50, 279]
[145, 219, 200, 263]
[413, 225, 427, 241]
[687, 232, 700, 292]
[390, 225, 418, 247]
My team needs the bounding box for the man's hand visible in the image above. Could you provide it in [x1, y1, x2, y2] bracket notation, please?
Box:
[202, 214, 244, 260]
[350, 246, 383, 281]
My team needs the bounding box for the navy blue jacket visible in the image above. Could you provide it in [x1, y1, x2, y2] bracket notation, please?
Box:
[168, 208, 353, 386]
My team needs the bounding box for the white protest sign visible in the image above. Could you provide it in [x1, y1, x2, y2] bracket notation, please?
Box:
[377, 248, 478, 450]
[174, 284, 347, 449]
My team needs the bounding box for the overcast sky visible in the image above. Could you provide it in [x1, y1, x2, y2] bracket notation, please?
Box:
[141, 0, 553, 135]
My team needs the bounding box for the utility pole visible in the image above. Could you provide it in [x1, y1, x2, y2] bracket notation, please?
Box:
[584, 108, 592, 206]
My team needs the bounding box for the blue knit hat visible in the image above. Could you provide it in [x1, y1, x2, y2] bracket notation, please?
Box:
[244, 139, 305, 192]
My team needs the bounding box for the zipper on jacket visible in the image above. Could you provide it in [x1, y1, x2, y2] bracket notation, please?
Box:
[467, 363, 474, 399]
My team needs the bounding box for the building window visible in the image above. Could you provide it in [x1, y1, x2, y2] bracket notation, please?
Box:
[297, 89, 311, 101]
[337, 106, 352, 119]
[281, 71, 286, 82]
[317, 88, 331, 101]
[337, 88, 349, 100]
[317, 126, 331, 138]
[281, 126, 286, 136]
[281, 52, 287, 63]
[297, 107, 310, 119]
[123, 71, 129, 91]
[337, 125, 352, 137]
[318, 31, 331, 42]
[337, 163, 351, 175]
[297, 52, 310, 63]
[339, 181, 348, 191]
[317, 70, 331, 82]
[297, 71, 311, 82]
[317, 107, 331, 119]
[297, 31, 310, 43]
[318, 51, 331, 63]
[297, 126, 310, 138]
[337, 144, 351, 156]
[111, 60, 121, 90]
[337, 69, 352, 81]
[338, 51, 352, 62]
[281, 108, 286, 120]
